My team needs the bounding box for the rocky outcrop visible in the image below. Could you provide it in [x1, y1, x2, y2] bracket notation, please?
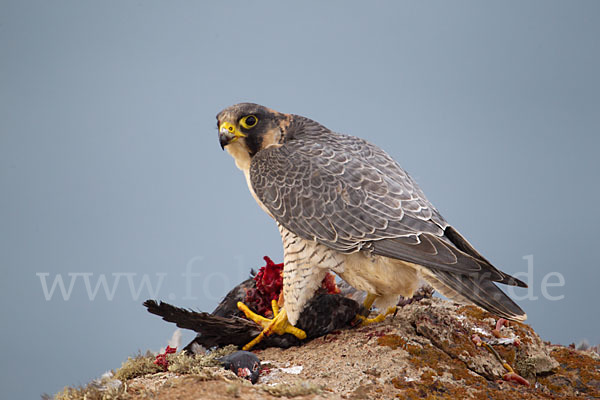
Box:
[54, 297, 600, 399]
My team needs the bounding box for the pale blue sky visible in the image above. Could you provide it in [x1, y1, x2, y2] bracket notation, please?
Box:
[1, 1, 599, 398]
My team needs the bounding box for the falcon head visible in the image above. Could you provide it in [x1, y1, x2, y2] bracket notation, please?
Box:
[217, 103, 289, 161]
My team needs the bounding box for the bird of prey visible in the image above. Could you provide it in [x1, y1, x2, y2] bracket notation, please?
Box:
[217, 103, 527, 350]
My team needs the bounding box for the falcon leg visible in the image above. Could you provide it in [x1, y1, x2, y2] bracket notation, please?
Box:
[353, 293, 397, 326]
[237, 300, 307, 351]
[363, 293, 377, 310]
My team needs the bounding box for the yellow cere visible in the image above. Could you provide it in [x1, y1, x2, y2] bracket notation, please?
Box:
[219, 121, 247, 139]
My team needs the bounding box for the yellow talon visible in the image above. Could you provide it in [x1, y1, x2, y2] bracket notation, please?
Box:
[237, 300, 307, 351]
[356, 306, 397, 326]
[271, 300, 279, 316]
[237, 301, 272, 328]
[352, 293, 397, 326]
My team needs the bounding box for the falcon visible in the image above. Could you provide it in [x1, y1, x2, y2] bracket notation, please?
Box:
[217, 103, 527, 350]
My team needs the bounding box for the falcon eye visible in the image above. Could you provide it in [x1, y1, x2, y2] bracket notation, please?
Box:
[240, 115, 258, 129]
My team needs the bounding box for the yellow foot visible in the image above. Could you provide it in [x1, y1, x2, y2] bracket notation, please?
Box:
[237, 300, 307, 351]
[355, 306, 397, 326]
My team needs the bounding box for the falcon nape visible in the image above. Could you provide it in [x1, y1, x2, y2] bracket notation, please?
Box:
[217, 103, 527, 351]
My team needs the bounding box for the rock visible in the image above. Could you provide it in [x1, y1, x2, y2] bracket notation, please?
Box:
[56, 297, 600, 399]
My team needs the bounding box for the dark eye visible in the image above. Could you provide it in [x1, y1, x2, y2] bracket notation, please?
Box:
[240, 115, 258, 129]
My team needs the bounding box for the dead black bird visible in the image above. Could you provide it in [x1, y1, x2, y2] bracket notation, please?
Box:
[144, 259, 360, 352]
[144, 284, 359, 351]
[144, 258, 433, 352]
[219, 350, 261, 384]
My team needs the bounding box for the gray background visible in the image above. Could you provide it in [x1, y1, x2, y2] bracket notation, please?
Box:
[1, 1, 599, 398]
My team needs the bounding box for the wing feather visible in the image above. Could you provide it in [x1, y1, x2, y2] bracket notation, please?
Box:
[250, 119, 525, 287]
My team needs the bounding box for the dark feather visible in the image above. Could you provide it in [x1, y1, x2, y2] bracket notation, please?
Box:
[424, 269, 526, 320]
[144, 299, 259, 349]
[211, 277, 255, 318]
[144, 289, 359, 351]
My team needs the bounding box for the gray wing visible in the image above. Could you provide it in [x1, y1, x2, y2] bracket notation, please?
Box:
[250, 121, 525, 288]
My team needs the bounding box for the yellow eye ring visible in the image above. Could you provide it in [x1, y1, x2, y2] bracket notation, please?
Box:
[240, 115, 258, 129]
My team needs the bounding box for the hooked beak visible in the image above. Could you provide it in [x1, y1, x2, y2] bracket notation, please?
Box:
[219, 122, 246, 150]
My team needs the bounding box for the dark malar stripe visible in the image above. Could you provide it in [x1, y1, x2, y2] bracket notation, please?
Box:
[245, 131, 262, 157]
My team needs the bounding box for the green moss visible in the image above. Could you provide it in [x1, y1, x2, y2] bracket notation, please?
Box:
[54, 346, 240, 399]
[167, 345, 236, 374]
[113, 345, 237, 381]
[114, 350, 162, 381]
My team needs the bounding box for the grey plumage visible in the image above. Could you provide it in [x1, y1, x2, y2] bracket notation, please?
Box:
[250, 115, 526, 319]
[218, 103, 527, 325]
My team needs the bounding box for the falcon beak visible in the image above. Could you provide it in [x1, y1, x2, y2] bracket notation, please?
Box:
[219, 122, 246, 150]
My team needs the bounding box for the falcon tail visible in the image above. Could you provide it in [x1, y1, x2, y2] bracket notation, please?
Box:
[421, 269, 527, 321]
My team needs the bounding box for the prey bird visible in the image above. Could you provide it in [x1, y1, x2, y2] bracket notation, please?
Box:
[145, 258, 360, 351]
[217, 103, 527, 350]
